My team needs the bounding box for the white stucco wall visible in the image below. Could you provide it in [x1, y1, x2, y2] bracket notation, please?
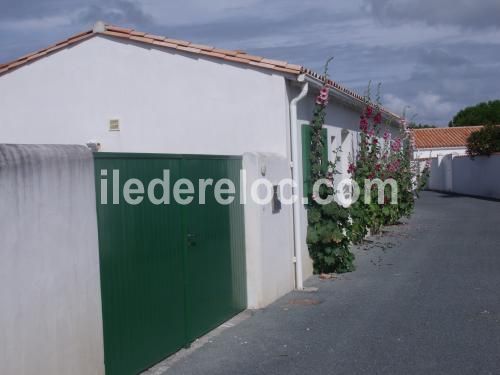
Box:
[428, 155, 454, 192]
[0, 36, 289, 157]
[243, 153, 295, 308]
[0, 144, 104, 375]
[427, 153, 500, 199]
[451, 155, 500, 199]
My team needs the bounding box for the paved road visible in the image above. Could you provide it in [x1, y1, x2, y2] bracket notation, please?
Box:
[165, 192, 500, 375]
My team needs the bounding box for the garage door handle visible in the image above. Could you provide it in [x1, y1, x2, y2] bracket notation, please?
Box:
[187, 233, 196, 247]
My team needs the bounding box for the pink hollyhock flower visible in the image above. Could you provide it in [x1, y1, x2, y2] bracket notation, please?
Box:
[365, 105, 373, 118]
[391, 138, 401, 152]
[360, 116, 369, 132]
[373, 138, 378, 144]
[368, 128, 375, 137]
[375, 163, 381, 171]
[388, 159, 401, 172]
[315, 86, 330, 106]
[374, 112, 382, 125]
[347, 163, 356, 174]
[383, 130, 390, 141]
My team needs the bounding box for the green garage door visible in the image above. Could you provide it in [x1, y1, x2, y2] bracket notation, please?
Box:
[94, 153, 247, 375]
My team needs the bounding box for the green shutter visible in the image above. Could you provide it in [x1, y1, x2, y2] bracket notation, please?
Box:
[302, 125, 328, 198]
[321, 128, 329, 174]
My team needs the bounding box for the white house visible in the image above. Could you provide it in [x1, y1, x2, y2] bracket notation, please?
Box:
[411, 126, 485, 160]
[412, 126, 500, 196]
[0, 21, 401, 305]
[1, 21, 406, 375]
[412, 126, 480, 192]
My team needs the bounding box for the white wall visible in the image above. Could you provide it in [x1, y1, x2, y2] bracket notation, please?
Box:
[243, 153, 295, 308]
[428, 155, 453, 192]
[427, 154, 500, 199]
[0, 145, 104, 375]
[452, 155, 500, 199]
[0, 36, 289, 157]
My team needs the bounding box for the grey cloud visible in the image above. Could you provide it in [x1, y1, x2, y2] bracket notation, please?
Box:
[380, 43, 500, 124]
[364, 0, 500, 30]
[0, 0, 153, 25]
[76, 1, 153, 26]
[0, 0, 68, 20]
[419, 48, 469, 67]
[0, 0, 499, 126]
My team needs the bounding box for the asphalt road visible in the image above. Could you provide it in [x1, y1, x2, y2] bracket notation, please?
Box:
[164, 191, 500, 375]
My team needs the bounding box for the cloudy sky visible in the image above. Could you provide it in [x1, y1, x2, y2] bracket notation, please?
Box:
[1, 0, 499, 125]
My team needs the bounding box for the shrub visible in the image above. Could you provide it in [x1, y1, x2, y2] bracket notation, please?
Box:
[466, 125, 500, 157]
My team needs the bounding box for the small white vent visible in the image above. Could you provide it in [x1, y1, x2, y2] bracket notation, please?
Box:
[109, 119, 120, 131]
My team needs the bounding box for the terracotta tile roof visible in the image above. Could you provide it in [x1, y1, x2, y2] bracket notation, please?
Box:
[0, 30, 94, 75]
[412, 126, 488, 149]
[0, 23, 399, 120]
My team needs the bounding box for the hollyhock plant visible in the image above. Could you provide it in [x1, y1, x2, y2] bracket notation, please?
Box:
[304, 65, 427, 276]
[391, 138, 401, 152]
[383, 130, 390, 141]
[360, 116, 369, 132]
[348, 83, 420, 241]
[305, 58, 355, 274]
[347, 163, 356, 174]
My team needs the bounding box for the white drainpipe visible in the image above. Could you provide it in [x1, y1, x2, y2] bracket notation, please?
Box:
[289, 76, 309, 290]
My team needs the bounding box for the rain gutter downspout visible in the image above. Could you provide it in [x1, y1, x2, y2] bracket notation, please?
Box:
[289, 75, 309, 290]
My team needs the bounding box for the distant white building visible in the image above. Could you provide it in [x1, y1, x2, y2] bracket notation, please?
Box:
[412, 126, 489, 193]
[412, 126, 484, 160]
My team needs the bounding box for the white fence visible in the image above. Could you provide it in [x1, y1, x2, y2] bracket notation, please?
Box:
[0, 145, 105, 375]
[427, 153, 500, 199]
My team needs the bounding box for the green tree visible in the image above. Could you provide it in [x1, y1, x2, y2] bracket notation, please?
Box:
[449, 100, 500, 127]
